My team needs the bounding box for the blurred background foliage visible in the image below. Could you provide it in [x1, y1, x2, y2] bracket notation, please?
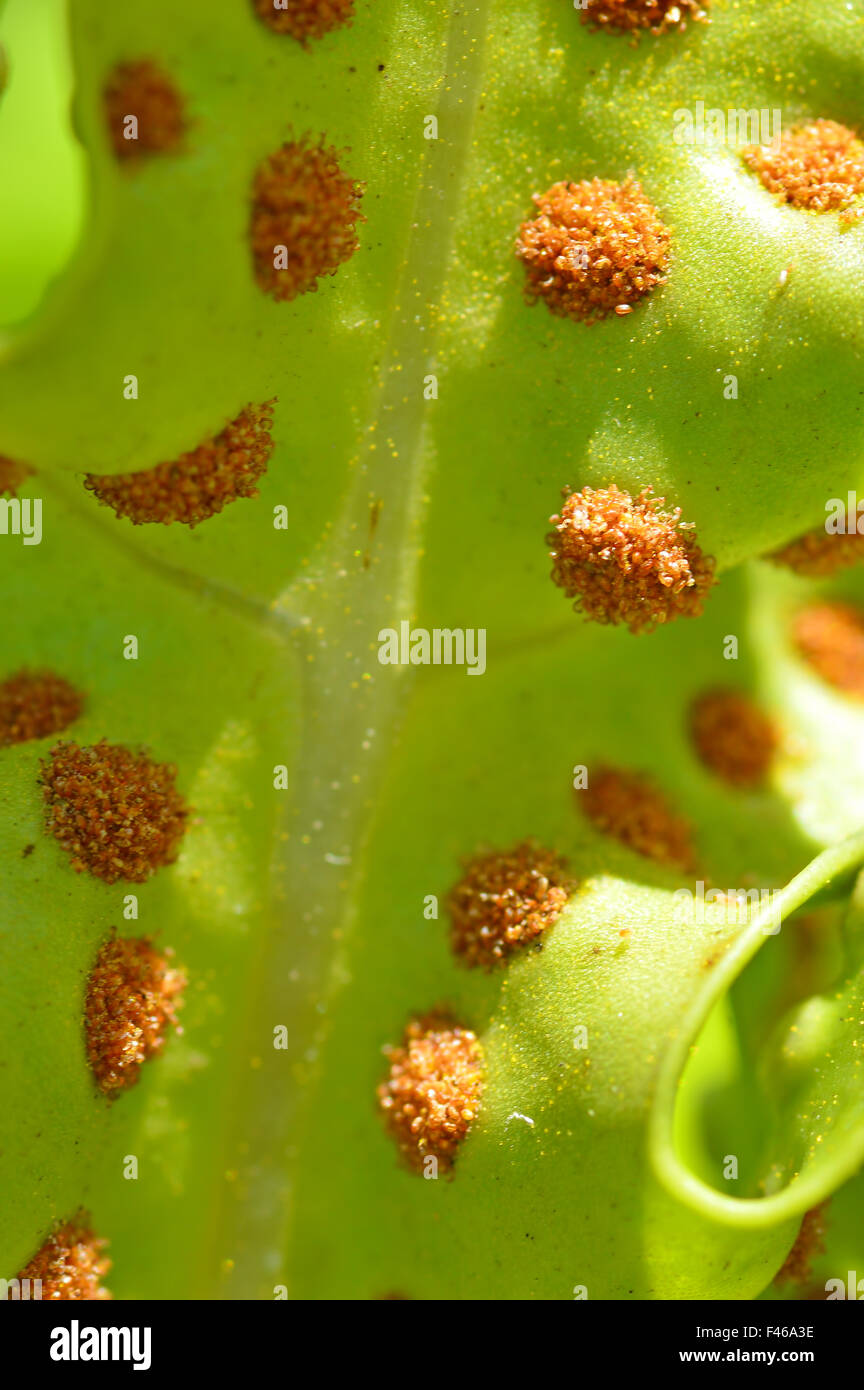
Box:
[0, 0, 84, 329]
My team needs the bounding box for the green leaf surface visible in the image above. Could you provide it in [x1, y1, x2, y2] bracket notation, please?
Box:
[3, 0, 864, 1302]
[0, 472, 296, 1289]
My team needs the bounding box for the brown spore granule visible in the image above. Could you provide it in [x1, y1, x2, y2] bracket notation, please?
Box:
[103, 59, 186, 161]
[769, 521, 864, 578]
[743, 119, 864, 212]
[447, 841, 575, 968]
[774, 1204, 828, 1286]
[516, 177, 671, 323]
[41, 740, 189, 883]
[86, 933, 186, 1096]
[6, 1220, 111, 1300]
[689, 689, 778, 789]
[581, 1, 709, 33]
[83, 401, 275, 527]
[547, 484, 716, 633]
[252, 0, 356, 43]
[582, 764, 695, 871]
[378, 1014, 484, 1175]
[250, 138, 364, 301]
[793, 602, 864, 700]
[0, 670, 84, 747]
[0, 454, 33, 496]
